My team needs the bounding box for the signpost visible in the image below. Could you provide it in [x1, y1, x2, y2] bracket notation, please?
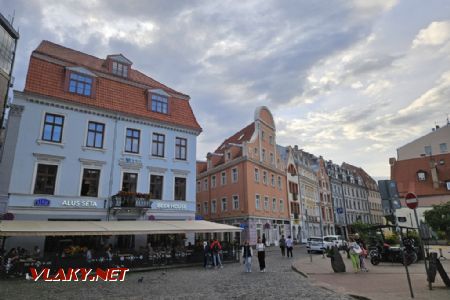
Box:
[405, 192, 431, 291]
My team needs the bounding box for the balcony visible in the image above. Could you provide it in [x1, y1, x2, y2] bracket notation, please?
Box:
[111, 192, 152, 209]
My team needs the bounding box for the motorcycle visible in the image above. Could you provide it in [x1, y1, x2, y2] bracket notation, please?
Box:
[370, 238, 418, 266]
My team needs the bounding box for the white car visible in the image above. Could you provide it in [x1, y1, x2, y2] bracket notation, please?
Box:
[306, 237, 325, 253]
[323, 235, 346, 249]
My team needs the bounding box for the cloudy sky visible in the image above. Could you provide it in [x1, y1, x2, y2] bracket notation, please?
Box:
[1, 0, 450, 178]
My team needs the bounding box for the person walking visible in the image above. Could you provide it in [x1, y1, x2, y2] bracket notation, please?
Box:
[286, 235, 294, 258]
[210, 238, 223, 269]
[348, 237, 361, 273]
[241, 240, 253, 273]
[256, 237, 266, 272]
[279, 235, 286, 257]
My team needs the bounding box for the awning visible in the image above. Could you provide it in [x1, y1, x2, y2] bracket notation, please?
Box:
[0, 220, 242, 237]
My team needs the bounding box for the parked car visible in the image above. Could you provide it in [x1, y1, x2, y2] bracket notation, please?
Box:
[323, 235, 346, 250]
[306, 237, 325, 253]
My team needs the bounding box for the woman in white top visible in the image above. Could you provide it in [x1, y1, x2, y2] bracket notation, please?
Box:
[256, 237, 266, 272]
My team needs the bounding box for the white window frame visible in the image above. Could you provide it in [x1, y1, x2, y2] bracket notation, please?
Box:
[263, 171, 268, 185]
[149, 172, 165, 200]
[272, 198, 277, 211]
[255, 168, 260, 182]
[31, 160, 62, 195]
[255, 194, 261, 210]
[264, 196, 269, 210]
[203, 178, 208, 191]
[173, 174, 188, 201]
[221, 197, 227, 212]
[280, 199, 284, 212]
[78, 160, 105, 198]
[203, 201, 208, 213]
[232, 195, 239, 210]
[221, 171, 227, 185]
[231, 168, 238, 183]
[211, 175, 216, 188]
[211, 199, 217, 213]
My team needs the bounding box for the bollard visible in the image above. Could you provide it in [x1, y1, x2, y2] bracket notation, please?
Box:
[310, 253, 313, 263]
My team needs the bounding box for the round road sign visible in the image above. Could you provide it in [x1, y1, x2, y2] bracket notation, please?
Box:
[405, 192, 419, 209]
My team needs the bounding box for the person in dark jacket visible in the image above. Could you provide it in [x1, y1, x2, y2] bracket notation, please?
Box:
[241, 240, 253, 273]
[279, 235, 286, 257]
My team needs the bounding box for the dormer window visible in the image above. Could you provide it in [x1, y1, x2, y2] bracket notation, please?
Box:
[147, 89, 169, 114]
[112, 61, 128, 77]
[65, 67, 97, 97]
[106, 54, 132, 78]
[417, 170, 427, 181]
[69, 73, 92, 96]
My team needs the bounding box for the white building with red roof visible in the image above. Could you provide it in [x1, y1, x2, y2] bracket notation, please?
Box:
[0, 41, 201, 250]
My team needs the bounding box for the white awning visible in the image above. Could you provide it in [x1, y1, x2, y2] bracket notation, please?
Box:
[0, 220, 242, 236]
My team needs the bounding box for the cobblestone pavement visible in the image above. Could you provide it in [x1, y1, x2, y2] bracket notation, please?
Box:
[0, 247, 352, 300]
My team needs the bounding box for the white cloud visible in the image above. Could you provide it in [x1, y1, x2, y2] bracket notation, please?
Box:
[412, 21, 450, 48]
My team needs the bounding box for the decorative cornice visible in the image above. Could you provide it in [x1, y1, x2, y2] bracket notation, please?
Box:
[8, 104, 24, 117]
[14, 91, 200, 136]
[79, 158, 107, 166]
[171, 168, 190, 175]
[33, 153, 65, 162]
[147, 166, 167, 173]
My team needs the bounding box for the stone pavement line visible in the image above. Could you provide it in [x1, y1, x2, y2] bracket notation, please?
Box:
[292, 253, 450, 300]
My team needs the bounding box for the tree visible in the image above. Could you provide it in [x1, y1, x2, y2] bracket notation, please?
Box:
[423, 201, 450, 240]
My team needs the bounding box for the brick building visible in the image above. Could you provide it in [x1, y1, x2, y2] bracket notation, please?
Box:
[390, 123, 450, 226]
[196, 106, 290, 245]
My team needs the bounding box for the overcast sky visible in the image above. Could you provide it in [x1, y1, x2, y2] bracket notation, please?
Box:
[2, 0, 450, 178]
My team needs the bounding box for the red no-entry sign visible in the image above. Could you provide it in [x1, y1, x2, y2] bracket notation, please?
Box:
[405, 192, 419, 209]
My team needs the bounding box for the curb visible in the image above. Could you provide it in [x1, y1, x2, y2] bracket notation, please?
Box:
[291, 264, 308, 278]
[291, 263, 372, 300]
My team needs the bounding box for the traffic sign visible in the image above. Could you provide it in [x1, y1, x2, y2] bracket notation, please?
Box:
[405, 192, 419, 209]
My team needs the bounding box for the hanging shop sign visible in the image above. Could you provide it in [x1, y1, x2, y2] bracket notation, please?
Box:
[34, 198, 51, 207]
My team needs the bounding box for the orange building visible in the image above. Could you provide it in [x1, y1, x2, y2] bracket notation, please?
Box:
[196, 107, 290, 245]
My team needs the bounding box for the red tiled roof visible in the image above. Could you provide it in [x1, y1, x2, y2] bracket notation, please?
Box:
[214, 122, 255, 153]
[25, 40, 201, 132]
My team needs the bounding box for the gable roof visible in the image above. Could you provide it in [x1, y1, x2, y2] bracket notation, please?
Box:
[25, 40, 201, 132]
[214, 122, 255, 153]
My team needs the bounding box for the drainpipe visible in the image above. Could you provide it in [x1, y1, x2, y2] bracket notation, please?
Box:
[107, 113, 119, 221]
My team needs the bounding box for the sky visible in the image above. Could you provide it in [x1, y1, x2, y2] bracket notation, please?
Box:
[1, 0, 450, 178]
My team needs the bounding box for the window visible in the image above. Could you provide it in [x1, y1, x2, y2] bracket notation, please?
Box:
[280, 199, 284, 212]
[269, 135, 273, 145]
[34, 164, 58, 195]
[255, 195, 261, 210]
[112, 61, 128, 77]
[196, 204, 200, 213]
[203, 178, 208, 191]
[271, 174, 275, 187]
[227, 152, 231, 160]
[125, 128, 140, 153]
[221, 198, 227, 212]
[211, 175, 216, 188]
[151, 94, 168, 114]
[270, 153, 274, 164]
[42, 113, 64, 143]
[175, 137, 187, 160]
[69, 73, 92, 96]
[261, 131, 265, 141]
[196, 181, 201, 193]
[424, 145, 432, 156]
[278, 176, 282, 189]
[150, 175, 163, 200]
[211, 200, 217, 213]
[262, 149, 266, 161]
[0, 28, 15, 74]
[264, 196, 269, 210]
[233, 195, 239, 210]
[254, 168, 260, 182]
[152, 133, 165, 157]
[232, 168, 238, 183]
[440, 143, 448, 153]
[122, 173, 138, 192]
[86, 121, 104, 148]
[272, 198, 277, 211]
[417, 171, 426, 181]
[203, 202, 208, 213]
[263, 171, 267, 184]
[174, 177, 186, 200]
[80, 169, 100, 197]
[221, 171, 227, 185]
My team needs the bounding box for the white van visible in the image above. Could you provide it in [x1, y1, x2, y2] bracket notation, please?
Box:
[323, 235, 346, 249]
